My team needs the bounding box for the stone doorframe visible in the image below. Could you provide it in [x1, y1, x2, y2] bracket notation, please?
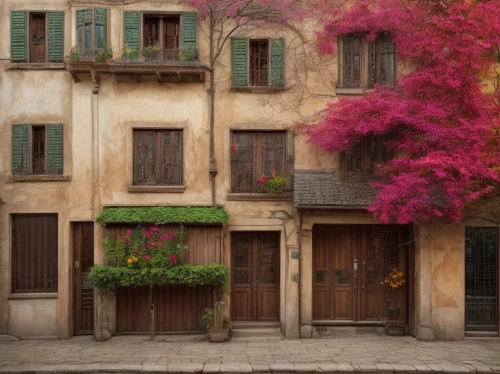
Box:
[298, 210, 434, 340]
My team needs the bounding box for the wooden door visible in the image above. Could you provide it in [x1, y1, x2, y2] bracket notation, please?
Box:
[231, 232, 280, 321]
[313, 225, 407, 322]
[72, 222, 94, 335]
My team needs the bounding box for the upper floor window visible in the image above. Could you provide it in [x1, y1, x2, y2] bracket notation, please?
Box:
[76, 8, 108, 60]
[231, 131, 294, 193]
[10, 11, 64, 63]
[338, 34, 395, 92]
[124, 12, 197, 62]
[133, 129, 183, 186]
[231, 38, 285, 88]
[340, 135, 393, 173]
[12, 124, 64, 175]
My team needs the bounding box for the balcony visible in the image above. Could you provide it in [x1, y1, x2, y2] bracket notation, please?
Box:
[65, 47, 208, 86]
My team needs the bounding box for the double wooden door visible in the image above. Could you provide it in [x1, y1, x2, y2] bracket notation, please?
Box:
[313, 225, 407, 322]
[231, 232, 280, 321]
[72, 222, 94, 335]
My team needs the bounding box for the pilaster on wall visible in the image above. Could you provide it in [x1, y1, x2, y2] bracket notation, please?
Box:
[299, 225, 313, 338]
[94, 223, 116, 341]
[284, 216, 300, 338]
[413, 222, 435, 341]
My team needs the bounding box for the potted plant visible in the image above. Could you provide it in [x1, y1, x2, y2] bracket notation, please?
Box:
[258, 171, 288, 195]
[203, 301, 232, 342]
[94, 48, 113, 63]
[381, 268, 406, 336]
[142, 44, 161, 62]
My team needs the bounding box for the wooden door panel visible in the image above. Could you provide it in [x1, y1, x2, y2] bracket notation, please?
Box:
[117, 286, 151, 332]
[73, 222, 94, 335]
[232, 232, 279, 321]
[334, 290, 352, 319]
[313, 288, 329, 319]
[332, 228, 354, 320]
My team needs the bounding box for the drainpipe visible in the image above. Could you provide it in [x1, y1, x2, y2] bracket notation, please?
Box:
[208, 12, 217, 206]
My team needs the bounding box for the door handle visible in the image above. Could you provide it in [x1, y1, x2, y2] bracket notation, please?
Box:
[361, 284, 365, 289]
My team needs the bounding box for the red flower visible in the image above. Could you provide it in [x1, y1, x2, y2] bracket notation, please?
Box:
[126, 229, 132, 234]
[116, 235, 121, 240]
[145, 232, 150, 237]
[145, 255, 151, 261]
[125, 237, 130, 242]
[231, 144, 237, 151]
[160, 236, 164, 240]
[165, 233, 171, 240]
[169, 256, 177, 263]
[150, 241, 156, 246]
[158, 243, 163, 247]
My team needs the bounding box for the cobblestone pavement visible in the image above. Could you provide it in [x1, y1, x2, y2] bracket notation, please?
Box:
[1, 331, 500, 373]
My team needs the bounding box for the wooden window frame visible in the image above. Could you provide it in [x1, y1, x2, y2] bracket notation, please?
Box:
[142, 13, 181, 50]
[337, 34, 396, 92]
[12, 124, 63, 176]
[249, 39, 270, 87]
[28, 12, 47, 63]
[132, 129, 184, 187]
[76, 8, 108, 57]
[11, 214, 58, 294]
[230, 131, 288, 193]
[340, 135, 394, 173]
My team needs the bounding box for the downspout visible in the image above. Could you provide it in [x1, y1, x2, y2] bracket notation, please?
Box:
[208, 12, 218, 206]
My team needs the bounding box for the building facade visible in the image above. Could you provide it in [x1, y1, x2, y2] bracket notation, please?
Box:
[0, 0, 498, 341]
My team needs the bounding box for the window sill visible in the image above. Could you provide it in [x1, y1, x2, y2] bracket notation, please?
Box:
[9, 293, 58, 300]
[6, 63, 66, 71]
[8, 175, 71, 183]
[336, 87, 369, 96]
[128, 185, 187, 193]
[231, 86, 287, 94]
[227, 192, 293, 201]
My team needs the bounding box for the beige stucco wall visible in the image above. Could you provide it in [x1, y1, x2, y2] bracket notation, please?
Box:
[8, 299, 57, 338]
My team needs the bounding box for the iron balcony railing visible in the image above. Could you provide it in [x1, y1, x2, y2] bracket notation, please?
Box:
[67, 47, 200, 66]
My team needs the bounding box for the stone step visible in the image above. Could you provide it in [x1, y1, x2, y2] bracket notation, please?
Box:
[231, 328, 283, 341]
[232, 321, 280, 329]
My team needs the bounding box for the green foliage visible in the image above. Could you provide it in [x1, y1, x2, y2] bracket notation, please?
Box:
[95, 48, 113, 62]
[264, 175, 288, 195]
[181, 49, 196, 62]
[70, 46, 81, 62]
[202, 308, 214, 330]
[88, 263, 229, 293]
[142, 44, 161, 60]
[122, 43, 141, 61]
[96, 206, 229, 225]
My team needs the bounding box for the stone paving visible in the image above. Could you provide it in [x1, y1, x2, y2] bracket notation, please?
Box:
[1, 330, 500, 373]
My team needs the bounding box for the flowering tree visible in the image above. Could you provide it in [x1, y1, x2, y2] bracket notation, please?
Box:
[181, 0, 303, 204]
[304, 0, 500, 224]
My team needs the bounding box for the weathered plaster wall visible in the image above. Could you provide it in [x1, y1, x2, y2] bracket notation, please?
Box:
[430, 222, 465, 340]
[8, 299, 57, 338]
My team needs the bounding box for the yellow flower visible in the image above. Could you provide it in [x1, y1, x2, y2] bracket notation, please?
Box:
[127, 258, 133, 264]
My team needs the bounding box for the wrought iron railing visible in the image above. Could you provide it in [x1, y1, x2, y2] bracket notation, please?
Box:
[67, 47, 200, 66]
[30, 41, 46, 63]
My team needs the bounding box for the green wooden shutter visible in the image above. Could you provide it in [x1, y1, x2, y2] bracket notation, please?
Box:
[48, 12, 64, 62]
[269, 38, 285, 87]
[181, 13, 197, 52]
[12, 125, 30, 174]
[124, 12, 140, 50]
[11, 11, 27, 62]
[46, 125, 64, 175]
[95, 8, 106, 25]
[286, 130, 294, 189]
[232, 38, 249, 86]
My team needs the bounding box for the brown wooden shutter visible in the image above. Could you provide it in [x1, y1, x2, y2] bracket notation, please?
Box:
[12, 214, 58, 293]
[162, 131, 182, 185]
[231, 132, 255, 193]
[133, 130, 157, 185]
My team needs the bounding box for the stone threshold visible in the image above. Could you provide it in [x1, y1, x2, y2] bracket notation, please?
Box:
[0, 362, 496, 373]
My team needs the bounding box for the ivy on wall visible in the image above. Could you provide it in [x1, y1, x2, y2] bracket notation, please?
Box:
[89, 264, 229, 293]
[96, 206, 229, 225]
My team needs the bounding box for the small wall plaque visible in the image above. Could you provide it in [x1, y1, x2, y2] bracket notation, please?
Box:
[291, 273, 299, 282]
[291, 251, 300, 260]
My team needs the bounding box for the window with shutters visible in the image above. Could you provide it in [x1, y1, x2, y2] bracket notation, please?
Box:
[12, 124, 64, 175]
[232, 38, 285, 88]
[10, 11, 64, 63]
[11, 214, 58, 294]
[338, 34, 395, 92]
[340, 135, 393, 173]
[231, 131, 294, 193]
[76, 8, 107, 60]
[123, 12, 196, 62]
[133, 130, 183, 186]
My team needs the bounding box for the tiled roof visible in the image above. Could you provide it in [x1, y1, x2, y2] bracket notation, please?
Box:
[293, 170, 376, 208]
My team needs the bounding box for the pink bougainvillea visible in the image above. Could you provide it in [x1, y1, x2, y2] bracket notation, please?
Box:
[304, 0, 500, 224]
